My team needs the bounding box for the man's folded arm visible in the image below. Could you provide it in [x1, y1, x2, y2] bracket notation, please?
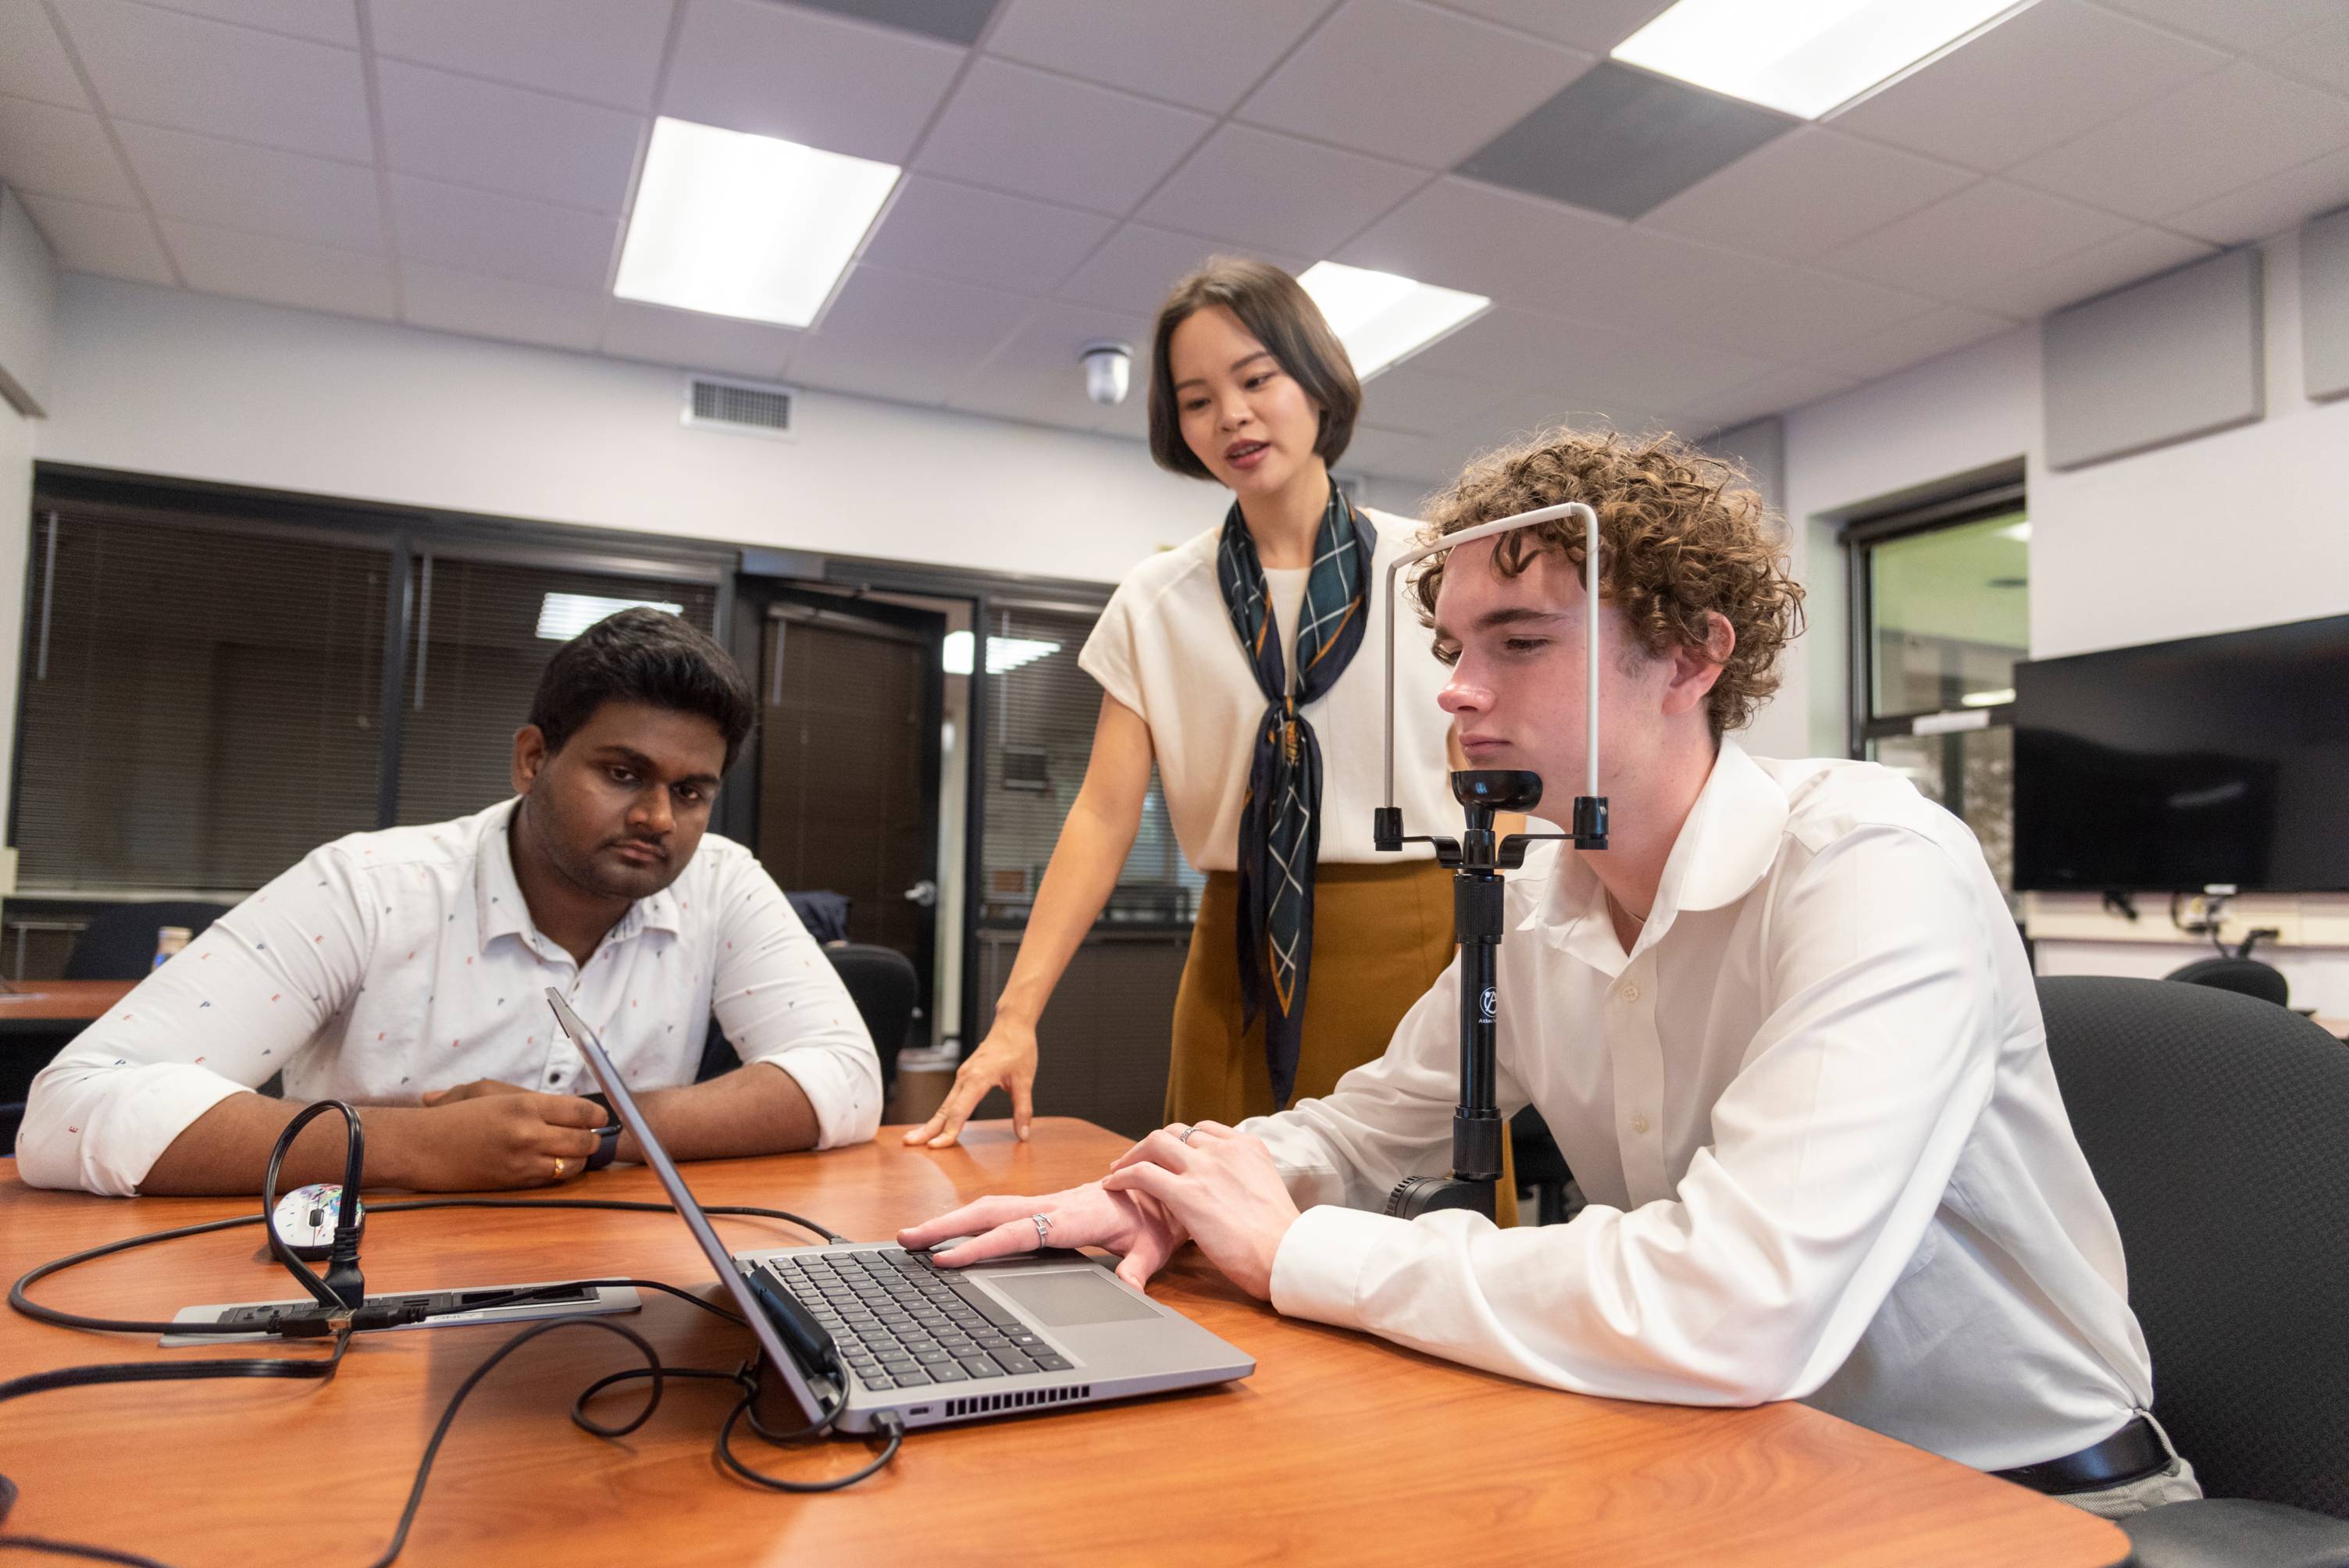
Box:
[18, 846, 376, 1195]
[1267, 827, 1999, 1406]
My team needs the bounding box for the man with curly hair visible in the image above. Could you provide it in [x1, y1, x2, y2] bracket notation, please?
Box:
[905, 430, 2190, 1518]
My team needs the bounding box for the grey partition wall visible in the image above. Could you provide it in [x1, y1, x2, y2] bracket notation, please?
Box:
[2043, 247, 2264, 470]
[2304, 206, 2349, 402]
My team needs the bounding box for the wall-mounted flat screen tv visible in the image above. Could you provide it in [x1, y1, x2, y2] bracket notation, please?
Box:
[2012, 613, 2349, 893]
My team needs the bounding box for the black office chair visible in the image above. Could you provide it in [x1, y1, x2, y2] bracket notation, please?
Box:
[2037, 976, 2349, 1566]
[695, 942, 919, 1095]
[1510, 1106, 1575, 1225]
[2164, 954, 2289, 1009]
[62, 901, 232, 980]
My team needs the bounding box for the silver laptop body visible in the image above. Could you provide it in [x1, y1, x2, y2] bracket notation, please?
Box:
[546, 990, 1254, 1434]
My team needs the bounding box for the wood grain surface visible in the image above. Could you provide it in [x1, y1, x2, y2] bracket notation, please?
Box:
[0, 1119, 2129, 1566]
[0, 979, 137, 1025]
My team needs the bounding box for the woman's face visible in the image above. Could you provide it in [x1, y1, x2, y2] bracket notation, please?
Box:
[1167, 305, 1325, 501]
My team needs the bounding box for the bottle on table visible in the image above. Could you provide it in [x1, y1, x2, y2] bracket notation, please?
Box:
[153, 925, 192, 970]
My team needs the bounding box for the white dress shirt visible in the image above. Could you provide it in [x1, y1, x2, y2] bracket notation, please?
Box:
[1078, 511, 1457, 871]
[17, 800, 882, 1196]
[1248, 740, 2155, 1471]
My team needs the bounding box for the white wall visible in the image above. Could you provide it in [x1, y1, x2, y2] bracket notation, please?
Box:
[1776, 225, 2349, 1015]
[0, 187, 55, 909]
[37, 275, 1219, 583]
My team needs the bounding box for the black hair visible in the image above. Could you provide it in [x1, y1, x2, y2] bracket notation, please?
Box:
[1146, 257, 1361, 479]
[528, 608, 756, 771]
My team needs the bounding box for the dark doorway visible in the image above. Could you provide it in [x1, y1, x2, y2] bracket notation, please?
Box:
[747, 587, 946, 1056]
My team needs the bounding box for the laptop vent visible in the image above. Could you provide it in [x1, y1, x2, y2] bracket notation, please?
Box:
[683, 376, 794, 437]
[943, 1384, 1090, 1419]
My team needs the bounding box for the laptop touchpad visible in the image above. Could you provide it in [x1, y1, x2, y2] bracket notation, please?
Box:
[992, 1270, 1160, 1327]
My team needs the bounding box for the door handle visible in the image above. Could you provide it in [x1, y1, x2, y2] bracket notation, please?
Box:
[904, 879, 939, 907]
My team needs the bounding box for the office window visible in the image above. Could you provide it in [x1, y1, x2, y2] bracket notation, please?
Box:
[1850, 490, 2028, 891]
[395, 554, 720, 825]
[15, 508, 390, 894]
[978, 604, 1197, 926]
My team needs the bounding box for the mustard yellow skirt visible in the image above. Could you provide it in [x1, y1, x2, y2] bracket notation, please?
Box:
[1167, 859, 1517, 1226]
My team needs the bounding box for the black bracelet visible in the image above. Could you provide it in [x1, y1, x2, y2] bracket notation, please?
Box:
[582, 1092, 622, 1171]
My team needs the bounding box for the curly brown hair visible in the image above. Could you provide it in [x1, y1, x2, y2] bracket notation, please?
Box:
[1411, 429, 1805, 737]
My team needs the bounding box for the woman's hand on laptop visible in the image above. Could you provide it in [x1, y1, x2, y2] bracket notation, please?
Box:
[896, 1181, 1188, 1292]
[1100, 1123, 1300, 1301]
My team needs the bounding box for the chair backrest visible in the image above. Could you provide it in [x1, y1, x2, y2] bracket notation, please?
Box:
[63, 901, 233, 981]
[693, 942, 918, 1093]
[2164, 954, 2290, 1008]
[2037, 975, 2349, 1518]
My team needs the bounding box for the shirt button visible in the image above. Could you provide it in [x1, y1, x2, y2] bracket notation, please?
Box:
[1620, 982, 1641, 1002]
[1631, 1111, 1650, 1135]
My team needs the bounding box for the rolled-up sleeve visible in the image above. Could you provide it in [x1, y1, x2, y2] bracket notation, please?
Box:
[708, 854, 882, 1149]
[1264, 826, 2001, 1408]
[17, 847, 376, 1196]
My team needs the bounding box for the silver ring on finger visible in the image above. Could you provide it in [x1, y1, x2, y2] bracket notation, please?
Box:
[1176, 1124, 1201, 1146]
[1031, 1213, 1053, 1249]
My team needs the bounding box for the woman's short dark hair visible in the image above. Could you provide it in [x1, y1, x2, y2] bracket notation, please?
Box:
[529, 608, 757, 771]
[1146, 258, 1361, 479]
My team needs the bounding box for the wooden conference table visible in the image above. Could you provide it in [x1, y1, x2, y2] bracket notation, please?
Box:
[0, 1119, 2129, 1566]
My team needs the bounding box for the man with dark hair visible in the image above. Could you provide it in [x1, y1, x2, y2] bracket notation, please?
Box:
[20, 610, 879, 1196]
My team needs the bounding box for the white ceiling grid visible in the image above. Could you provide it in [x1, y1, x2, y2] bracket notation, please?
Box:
[0, 0, 2346, 483]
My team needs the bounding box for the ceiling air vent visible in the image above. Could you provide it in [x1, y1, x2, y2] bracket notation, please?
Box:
[683, 375, 795, 438]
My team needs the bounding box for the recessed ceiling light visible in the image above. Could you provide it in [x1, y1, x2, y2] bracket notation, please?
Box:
[1612, 0, 2037, 120]
[1297, 262, 1490, 380]
[943, 630, 1060, 675]
[1961, 686, 2017, 707]
[536, 593, 684, 642]
[615, 117, 900, 327]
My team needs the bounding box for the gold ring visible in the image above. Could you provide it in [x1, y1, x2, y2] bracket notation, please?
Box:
[553, 1156, 567, 1178]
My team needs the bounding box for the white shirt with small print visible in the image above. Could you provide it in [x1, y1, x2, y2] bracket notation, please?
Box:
[1247, 739, 2155, 1473]
[16, 799, 882, 1196]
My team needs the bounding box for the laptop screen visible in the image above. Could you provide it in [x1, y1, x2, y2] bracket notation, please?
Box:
[544, 989, 829, 1426]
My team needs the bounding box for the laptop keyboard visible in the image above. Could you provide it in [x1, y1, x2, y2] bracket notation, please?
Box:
[765, 1247, 1075, 1392]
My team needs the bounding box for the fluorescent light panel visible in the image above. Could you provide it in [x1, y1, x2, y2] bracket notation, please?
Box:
[537, 593, 684, 642]
[1961, 686, 2016, 707]
[943, 630, 1060, 675]
[1612, 0, 2034, 120]
[1297, 262, 1489, 379]
[615, 117, 899, 327]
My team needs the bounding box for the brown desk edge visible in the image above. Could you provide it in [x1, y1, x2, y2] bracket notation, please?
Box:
[0, 1119, 2129, 1566]
[0, 979, 137, 1025]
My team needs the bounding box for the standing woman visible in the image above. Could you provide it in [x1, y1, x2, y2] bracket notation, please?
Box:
[907, 259, 1481, 1188]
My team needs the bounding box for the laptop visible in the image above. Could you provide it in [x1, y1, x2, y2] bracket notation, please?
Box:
[545, 990, 1254, 1434]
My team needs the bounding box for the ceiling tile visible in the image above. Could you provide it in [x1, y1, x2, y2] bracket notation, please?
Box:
[0, 96, 138, 205]
[1422, 0, 1669, 54]
[378, 60, 643, 214]
[388, 173, 620, 290]
[370, 0, 675, 111]
[54, 0, 372, 160]
[1466, 389, 1670, 444]
[1237, 0, 1592, 170]
[1676, 364, 1857, 432]
[1639, 127, 1974, 262]
[0, 0, 91, 108]
[1459, 60, 1795, 221]
[1341, 422, 1459, 483]
[16, 190, 173, 281]
[1827, 0, 2227, 173]
[790, 0, 998, 46]
[1135, 123, 1422, 256]
[1055, 221, 1303, 314]
[1356, 363, 1515, 437]
[984, 0, 1327, 115]
[661, 0, 963, 164]
[914, 58, 1212, 214]
[857, 175, 1114, 295]
[1403, 305, 1773, 411]
[1960, 225, 2217, 319]
[162, 219, 394, 317]
[2096, 0, 2340, 53]
[1672, 262, 1939, 362]
[2166, 144, 2349, 246]
[135, 0, 356, 45]
[950, 298, 1153, 431]
[2005, 61, 2349, 223]
[117, 121, 383, 250]
[1808, 304, 2016, 383]
[1819, 180, 2133, 301]
[599, 298, 801, 376]
[1338, 176, 1621, 305]
[400, 262, 609, 351]
[2256, 12, 2349, 95]
[788, 263, 1035, 401]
